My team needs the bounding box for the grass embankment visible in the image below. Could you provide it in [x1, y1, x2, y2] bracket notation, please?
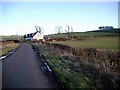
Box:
[51, 37, 118, 51]
[0, 41, 19, 56]
[34, 44, 118, 88]
[34, 45, 94, 88]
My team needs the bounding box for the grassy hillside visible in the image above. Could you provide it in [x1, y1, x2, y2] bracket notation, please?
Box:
[48, 29, 119, 51]
[45, 28, 120, 38]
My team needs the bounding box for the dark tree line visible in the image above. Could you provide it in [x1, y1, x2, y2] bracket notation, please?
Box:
[98, 26, 114, 30]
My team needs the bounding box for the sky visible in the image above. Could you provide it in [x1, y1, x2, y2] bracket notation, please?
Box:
[1, 1, 119, 35]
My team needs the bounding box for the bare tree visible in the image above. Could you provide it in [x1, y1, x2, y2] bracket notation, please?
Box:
[38, 27, 42, 33]
[35, 26, 43, 34]
[55, 25, 62, 34]
[35, 26, 38, 32]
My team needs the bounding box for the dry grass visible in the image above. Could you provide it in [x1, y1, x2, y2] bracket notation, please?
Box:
[0, 41, 19, 56]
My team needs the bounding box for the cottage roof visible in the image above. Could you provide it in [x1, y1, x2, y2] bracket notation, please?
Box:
[25, 31, 40, 38]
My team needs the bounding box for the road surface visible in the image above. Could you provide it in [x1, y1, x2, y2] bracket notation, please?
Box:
[2, 43, 60, 88]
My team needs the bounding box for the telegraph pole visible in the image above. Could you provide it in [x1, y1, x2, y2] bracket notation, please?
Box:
[16, 31, 19, 41]
[66, 25, 70, 38]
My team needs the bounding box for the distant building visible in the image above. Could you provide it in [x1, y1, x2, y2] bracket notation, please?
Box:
[24, 31, 44, 41]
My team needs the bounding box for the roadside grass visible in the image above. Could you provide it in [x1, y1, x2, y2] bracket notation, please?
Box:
[34, 45, 96, 88]
[34, 42, 120, 88]
[51, 37, 118, 51]
[0, 42, 19, 56]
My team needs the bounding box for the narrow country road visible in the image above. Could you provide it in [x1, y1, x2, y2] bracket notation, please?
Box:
[2, 43, 60, 88]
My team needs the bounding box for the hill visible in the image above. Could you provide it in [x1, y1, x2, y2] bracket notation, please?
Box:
[45, 28, 120, 38]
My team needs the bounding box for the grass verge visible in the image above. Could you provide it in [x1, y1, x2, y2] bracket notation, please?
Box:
[0, 42, 19, 56]
[34, 45, 94, 88]
[33, 44, 119, 88]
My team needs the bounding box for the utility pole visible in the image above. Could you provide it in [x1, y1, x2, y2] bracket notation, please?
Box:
[71, 26, 74, 38]
[66, 25, 70, 38]
[16, 31, 19, 41]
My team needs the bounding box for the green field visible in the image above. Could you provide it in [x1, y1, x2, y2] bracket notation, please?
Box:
[45, 29, 119, 38]
[51, 37, 119, 51]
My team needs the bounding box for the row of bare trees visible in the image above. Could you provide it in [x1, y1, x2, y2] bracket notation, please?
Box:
[35, 25, 74, 36]
[55, 25, 74, 38]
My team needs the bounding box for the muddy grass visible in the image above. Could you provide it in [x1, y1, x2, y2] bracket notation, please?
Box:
[33, 43, 120, 88]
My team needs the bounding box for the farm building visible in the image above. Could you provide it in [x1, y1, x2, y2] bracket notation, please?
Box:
[24, 31, 44, 41]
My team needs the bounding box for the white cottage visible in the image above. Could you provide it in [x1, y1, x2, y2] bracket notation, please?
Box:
[24, 31, 44, 41]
